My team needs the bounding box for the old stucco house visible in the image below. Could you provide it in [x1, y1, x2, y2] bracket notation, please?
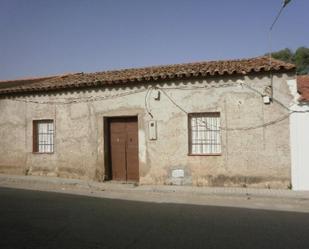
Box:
[0, 56, 296, 188]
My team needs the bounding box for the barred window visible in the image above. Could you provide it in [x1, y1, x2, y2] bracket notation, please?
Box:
[189, 113, 221, 155]
[33, 120, 54, 153]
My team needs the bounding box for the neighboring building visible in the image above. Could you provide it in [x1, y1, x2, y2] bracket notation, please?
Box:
[289, 75, 309, 190]
[0, 57, 296, 188]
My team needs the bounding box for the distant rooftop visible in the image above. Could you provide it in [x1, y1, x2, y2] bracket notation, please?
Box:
[298, 75, 309, 102]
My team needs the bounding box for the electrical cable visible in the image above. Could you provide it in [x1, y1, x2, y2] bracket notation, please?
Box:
[3, 88, 147, 105]
[158, 87, 302, 131]
[3, 81, 309, 131]
[144, 87, 153, 118]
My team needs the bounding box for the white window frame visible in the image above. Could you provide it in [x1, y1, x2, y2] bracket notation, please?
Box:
[188, 113, 221, 155]
[33, 120, 54, 153]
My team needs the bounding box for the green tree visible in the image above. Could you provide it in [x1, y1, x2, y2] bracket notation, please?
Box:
[270, 47, 309, 75]
[272, 48, 293, 63]
[293, 47, 309, 75]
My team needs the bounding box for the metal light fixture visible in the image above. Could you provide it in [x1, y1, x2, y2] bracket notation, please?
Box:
[270, 0, 292, 30]
[283, 0, 292, 8]
[269, 0, 292, 101]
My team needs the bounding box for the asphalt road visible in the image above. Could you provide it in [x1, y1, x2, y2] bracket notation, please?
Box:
[1, 187, 309, 249]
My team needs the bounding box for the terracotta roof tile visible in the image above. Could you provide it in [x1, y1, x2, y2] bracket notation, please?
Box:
[0, 76, 58, 89]
[297, 75, 309, 102]
[0, 56, 295, 95]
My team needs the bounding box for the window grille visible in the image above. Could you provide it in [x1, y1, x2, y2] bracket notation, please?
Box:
[189, 113, 221, 155]
[33, 120, 54, 153]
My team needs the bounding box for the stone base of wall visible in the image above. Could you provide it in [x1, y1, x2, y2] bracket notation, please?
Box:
[0, 165, 27, 175]
[140, 173, 290, 189]
[26, 166, 92, 181]
[191, 175, 291, 189]
[0, 168, 291, 189]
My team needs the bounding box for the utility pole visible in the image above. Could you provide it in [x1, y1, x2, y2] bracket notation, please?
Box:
[269, 0, 292, 100]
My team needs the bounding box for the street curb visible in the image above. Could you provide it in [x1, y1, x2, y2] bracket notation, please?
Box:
[1, 174, 309, 213]
[1, 174, 309, 199]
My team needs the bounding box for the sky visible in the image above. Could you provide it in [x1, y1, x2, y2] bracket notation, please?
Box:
[0, 0, 308, 80]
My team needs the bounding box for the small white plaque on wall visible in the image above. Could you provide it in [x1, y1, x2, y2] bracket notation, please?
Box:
[172, 169, 185, 178]
[148, 120, 157, 140]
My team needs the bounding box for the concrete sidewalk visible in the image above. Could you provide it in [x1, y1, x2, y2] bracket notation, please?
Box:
[1, 174, 309, 213]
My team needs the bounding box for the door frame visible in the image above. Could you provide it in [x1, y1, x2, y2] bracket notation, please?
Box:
[103, 115, 139, 182]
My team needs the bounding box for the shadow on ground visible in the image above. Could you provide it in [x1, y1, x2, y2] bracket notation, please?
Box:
[0, 187, 309, 249]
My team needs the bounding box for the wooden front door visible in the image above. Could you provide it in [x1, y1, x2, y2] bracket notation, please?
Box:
[109, 117, 139, 181]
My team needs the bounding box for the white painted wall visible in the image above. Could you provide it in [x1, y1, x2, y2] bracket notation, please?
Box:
[288, 80, 309, 190]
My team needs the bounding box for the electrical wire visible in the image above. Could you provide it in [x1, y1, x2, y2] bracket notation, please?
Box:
[2, 81, 238, 105]
[144, 87, 154, 118]
[157, 86, 304, 131]
[157, 83, 309, 114]
[3, 81, 309, 131]
[3, 88, 147, 105]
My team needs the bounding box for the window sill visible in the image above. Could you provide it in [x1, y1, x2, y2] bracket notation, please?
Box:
[188, 153, 222, 156]
[32, 152, 54, 155]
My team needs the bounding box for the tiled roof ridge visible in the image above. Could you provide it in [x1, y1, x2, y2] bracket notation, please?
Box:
[0, 73, 82, 84]
[88, 55, 293, 75]
[97, 56, 259, 72]
[0, 76, 55, 84]
[0, 56, 296, 95]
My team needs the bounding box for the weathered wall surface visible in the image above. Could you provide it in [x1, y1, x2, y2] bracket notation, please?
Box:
[0, 72, 294, 188]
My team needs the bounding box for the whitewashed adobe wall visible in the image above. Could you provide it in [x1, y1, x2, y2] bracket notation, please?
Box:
[288, 79, 309, 190]
[0, 72, 294, 188]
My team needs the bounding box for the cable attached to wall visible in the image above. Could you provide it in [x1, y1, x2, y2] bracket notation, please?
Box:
[144, 87, 154, 118]
[154, 85, 309, 131]
[4, 80, 309, 131]
[4, 88, 147, 105]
